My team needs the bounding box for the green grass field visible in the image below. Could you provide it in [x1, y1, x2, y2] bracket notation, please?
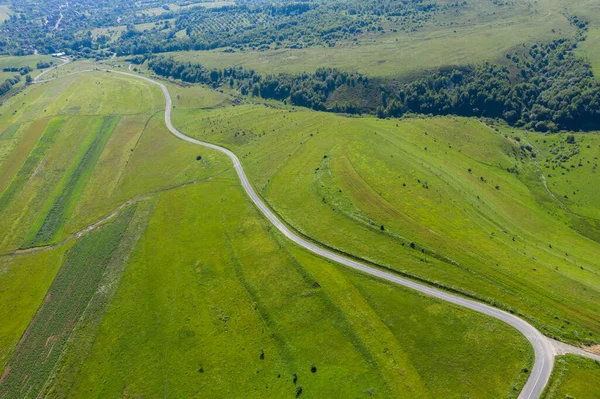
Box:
[543, 354, 600, 398]
[171, 93, 600, 346]
[0, 5, 12, 23]
[0, 55, 56, 81]
[45, 171, 531, 399]
[0, 206, 136, 398]
[0, 64, 539, 398]
[165, 0, 575, 78]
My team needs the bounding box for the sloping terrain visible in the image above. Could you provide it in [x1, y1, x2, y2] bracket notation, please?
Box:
[0, 69, 532, 398]
[172, 95, 600, 346]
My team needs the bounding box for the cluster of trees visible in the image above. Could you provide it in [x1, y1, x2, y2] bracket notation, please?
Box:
[0, 0, 457, 57]
[146, 55, 368, 111]
[36, 61, 53, 69]
[378, 20, 600, 131]
[0, 0, 170, 56]
[2, 66, 32, 75]
[0, 74, 22, 96]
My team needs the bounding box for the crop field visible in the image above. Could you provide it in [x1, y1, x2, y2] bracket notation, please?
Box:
[24, 116, 120, 247]
[167, 0, 576, 78]
[0, 206, 136, 398]
[44, 173, 531, 399]
[0, 67, 232, 385]
[172, 95, 600, 346]
[543, 354, 600, 398]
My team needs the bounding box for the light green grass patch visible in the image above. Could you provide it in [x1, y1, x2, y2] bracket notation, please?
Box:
[0, 247, 69, 370]
[543, 354, 600, 398]
[0, 5, 11, 23]
[0, 117, 64, 215]
[576, 28, 600, 79]
[0, 124, 20, 141]
[24, 116, 119, 247]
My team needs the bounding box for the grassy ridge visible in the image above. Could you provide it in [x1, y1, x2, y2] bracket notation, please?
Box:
[166, 0, 574, 79]
[0, 205, 136, 399]
[0, 117, 64, 214]
[24, 116, 120, 247]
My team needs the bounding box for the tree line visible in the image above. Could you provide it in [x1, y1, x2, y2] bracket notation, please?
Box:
[145, 55, 368, 112]
[142, 15, 600, 132]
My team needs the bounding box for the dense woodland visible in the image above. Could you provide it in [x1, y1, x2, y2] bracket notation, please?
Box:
[144, 16, 600, 132]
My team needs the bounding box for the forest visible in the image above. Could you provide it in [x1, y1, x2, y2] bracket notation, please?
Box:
[144, 16, 600, 132]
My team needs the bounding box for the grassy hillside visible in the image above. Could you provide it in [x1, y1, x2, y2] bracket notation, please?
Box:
[0, 68, 533, 397]
[171, 92, 600, 346]
[543, 354, 600, 398]
[166, 0, 576, 78]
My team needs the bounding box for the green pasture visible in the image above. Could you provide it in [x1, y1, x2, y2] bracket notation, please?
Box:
[167, 0, 574, 78]
[0, 5, 11, 23]
[543, 355, 600, 398]
[50, 173, 531, 399]
[0, 64, 538, 398]
[171, 96, 600, 345]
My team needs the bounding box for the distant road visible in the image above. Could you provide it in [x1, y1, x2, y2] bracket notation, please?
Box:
[34, 64, 600, 399]
[33, 57, 70, 82]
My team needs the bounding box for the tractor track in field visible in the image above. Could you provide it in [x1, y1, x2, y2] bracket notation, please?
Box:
[28, 62, 600, 399]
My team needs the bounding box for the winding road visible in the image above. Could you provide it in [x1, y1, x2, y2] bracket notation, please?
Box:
[35, 65, 600, 398]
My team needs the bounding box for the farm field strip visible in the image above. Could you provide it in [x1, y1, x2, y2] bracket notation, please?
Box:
[0, 117, 64, 215]
[0, 166, 232, 258]
[23, 116, 120, 248]
[0, 206, 137, 399]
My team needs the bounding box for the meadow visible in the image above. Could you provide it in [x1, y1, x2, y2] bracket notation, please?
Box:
[167, 0, 575, 79]
[0, 55, 55, 81]
[543, 355, 600, 398]
[171, 94, 600, 346]
[45, 171, 531, 399]
[0, 66, 536, 397]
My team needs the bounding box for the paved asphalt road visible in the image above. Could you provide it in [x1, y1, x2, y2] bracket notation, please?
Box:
[36, 65, 600, 398]
[110, 70, 554, 399]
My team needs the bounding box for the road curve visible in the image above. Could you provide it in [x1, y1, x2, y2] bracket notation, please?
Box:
[34, 66, 555, 398]
[104, 69, 554, 399]
[33, 57, 70, 82]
